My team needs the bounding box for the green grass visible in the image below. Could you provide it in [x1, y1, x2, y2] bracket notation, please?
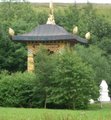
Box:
[0, 103, 111, 120]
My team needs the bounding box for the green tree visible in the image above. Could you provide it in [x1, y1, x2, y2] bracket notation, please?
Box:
[34, 47, 98, 109]
[0, 2, 38, 72]
[0, 2, 49, 72]
[55, 5, 79, 32]
[98, 38, 111, 55]
[50, 48, 98, 109]
[55, 4, 111, 46]
[34, 46, 56, 108]
[75, 45, 111, 84]
[0, 21, 27, 72]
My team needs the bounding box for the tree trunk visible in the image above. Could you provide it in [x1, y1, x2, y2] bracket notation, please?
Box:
[44, 90, 47, 108]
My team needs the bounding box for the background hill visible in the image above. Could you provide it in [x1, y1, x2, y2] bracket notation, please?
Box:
[32, 3, 111, 24]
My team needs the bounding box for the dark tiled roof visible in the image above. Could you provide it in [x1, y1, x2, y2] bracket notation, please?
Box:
[12, 24, 87, 43]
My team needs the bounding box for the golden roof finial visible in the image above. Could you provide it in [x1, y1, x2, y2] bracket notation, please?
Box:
[49, 0, 53, 15]
[46, 0, 55, 25]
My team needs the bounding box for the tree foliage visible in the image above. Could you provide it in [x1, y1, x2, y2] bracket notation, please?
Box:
[0, 2, 36, 72]
[34, 47, 98, 109]
[34, 46, 56, 108]
[55, 4, 111, 46]
[0, 72, 36, 107]
[75, 45, 111, 84]
[0, 2, 48, 72]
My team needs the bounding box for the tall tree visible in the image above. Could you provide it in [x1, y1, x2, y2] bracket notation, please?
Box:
[50, 48, 98, 109]
[0, 2, 38, 72]
[75, 45, 111, 84]
[34, 46, 56, 108]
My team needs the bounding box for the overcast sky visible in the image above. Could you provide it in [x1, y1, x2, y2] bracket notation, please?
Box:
[28, 0, 111, 3]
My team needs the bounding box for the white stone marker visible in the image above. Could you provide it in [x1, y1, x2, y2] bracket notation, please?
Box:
[89, 99, 95, 104]
[98, 80, 110, 102]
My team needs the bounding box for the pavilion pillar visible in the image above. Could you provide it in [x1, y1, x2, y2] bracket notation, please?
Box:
[27, 44, 34, 72]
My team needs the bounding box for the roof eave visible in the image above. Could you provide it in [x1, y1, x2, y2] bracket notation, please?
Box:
[12, 35, 88, 44]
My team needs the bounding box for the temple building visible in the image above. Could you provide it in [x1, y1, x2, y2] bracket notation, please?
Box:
[11, 1, 87, 72]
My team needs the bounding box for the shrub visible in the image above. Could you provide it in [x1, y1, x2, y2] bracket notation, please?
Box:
[0, 72, 36, 107]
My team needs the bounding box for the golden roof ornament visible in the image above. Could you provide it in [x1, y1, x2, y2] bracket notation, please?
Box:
[9, 27, 15, 36]
[49, 0, 53, 14]
[46, 0, 55, 25]
[85, 32, 91, 40]
[73, 26, 78, 34]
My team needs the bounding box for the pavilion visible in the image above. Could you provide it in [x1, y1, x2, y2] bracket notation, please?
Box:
[11, 1, 87, 72]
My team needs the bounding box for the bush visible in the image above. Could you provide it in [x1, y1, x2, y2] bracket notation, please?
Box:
[0, 72, 36, 107]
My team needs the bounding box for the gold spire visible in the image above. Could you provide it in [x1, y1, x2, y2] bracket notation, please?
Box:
[49, 0, 53, 15]
[46, 0, 55, 25]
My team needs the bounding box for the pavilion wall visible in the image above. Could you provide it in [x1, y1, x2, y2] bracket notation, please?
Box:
[27, 42, 68, 72]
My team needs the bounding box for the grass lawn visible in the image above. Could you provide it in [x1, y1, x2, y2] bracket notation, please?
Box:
[0, 103, 111, 120]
